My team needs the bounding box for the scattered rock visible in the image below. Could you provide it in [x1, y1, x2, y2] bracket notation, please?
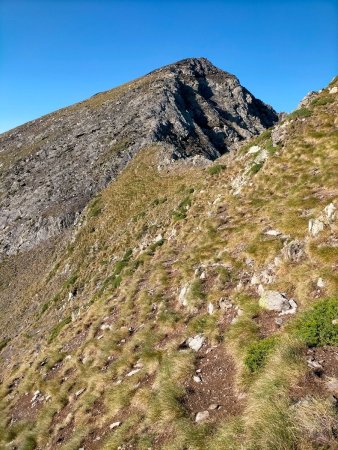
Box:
[324, 202, 336, 222]
[308, 218, 325, 236]
[193, 375, 202, 383]
[207, 303, 214, 315]
[307, 358, 323, 370]
[208, 403, 220, 410]
[265, 229, 282, 237]
[126, 368, 141, 377]
[100, 323, 113, 331]
[178, 284, 189, 307]
[75, 388, 85, 397]
[109, 421, 121, 430]
[282, 240, 305, 262]
[317, 277, 325, 288]
[187, 335, 205, 352]
[195, 410, 209, 423]
[219, 298, 233, 310]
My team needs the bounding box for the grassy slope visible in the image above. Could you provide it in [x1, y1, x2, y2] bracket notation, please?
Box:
[0, 79, 337, 450]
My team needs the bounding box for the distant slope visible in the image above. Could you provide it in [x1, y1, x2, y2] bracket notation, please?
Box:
[0, 58, 278, 258]
[0, 78, 337, 449]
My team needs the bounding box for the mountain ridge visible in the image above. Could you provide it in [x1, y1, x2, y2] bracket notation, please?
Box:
[0, 58, 278, 258]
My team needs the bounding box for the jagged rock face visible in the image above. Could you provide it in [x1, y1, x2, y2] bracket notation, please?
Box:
[0, 57, 278, 257]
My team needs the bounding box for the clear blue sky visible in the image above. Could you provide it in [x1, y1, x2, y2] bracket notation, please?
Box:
[1, 0, 337, 133]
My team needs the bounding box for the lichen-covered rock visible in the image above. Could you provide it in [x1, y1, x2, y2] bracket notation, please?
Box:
[259, 290, 292, 312]
[282, 240, 305, 262]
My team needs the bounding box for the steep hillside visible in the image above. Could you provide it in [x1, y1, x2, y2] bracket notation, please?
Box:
[0, 57, 277, 258]
[0, 72, 337, 450]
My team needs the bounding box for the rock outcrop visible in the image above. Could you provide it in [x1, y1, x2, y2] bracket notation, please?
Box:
[0, 57, 278, 257]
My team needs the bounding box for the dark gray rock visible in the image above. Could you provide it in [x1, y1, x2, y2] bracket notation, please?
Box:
[0, 58, 278, 257]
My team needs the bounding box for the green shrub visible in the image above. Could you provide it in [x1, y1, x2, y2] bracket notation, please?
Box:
[288, 108, 312, 119]
[207, 164, 225, 175]
[172, 196, 192, 221]
[244, 337, 277, 373]
[293, 297, 338, 347]
[311, 96, 334, 107]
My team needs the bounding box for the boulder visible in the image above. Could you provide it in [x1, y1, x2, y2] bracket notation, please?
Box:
[187, 335, 205, 352]
[308, 218, 324, 236]
[259, 291, 291, 312]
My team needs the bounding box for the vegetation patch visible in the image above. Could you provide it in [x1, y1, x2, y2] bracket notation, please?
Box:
[244, 337, 277, 373]
[207, 164, 225, 175]
[288, 108, 312, 119]
[293, 297, 338, 347]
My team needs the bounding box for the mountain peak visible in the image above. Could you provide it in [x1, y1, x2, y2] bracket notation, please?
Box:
[0, 58, 278, 257]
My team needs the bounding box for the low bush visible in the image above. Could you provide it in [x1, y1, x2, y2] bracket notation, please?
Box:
[288, 108, 312, 119]
[244, 337, 277, 373]
[293, 297, 338, 347]
[207, 164, 226, 175]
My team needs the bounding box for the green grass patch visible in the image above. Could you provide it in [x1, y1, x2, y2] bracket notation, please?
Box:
[288, 108, 312, 119]
[207, 164, 225, 175]
[311, 96, 334, 107]
[293, 297, 338, 347]
[244, 336, 278, 373]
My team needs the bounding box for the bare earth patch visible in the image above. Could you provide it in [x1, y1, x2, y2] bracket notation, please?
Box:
[182, 345, 244, 421]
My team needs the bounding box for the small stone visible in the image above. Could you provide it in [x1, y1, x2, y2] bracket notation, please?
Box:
[275, 318, 283, 326]
[208, 403, 219, 410]
[195, 410, 210, 422]
[178, 285, 189, 307]
[109, 421, 121, 430]
[307, 359, 323, 370]
[207, 303, 214, 315]
[154, 234, 163, 243]
[317, 277, 325, 288]
[193, 375, 202, 383]
[75, 388, 85, 397]
[100, 323, 112, 331]
[126, 368, 141, 377]
[332, 319, 338, 325]
[265, 229, 282, 236]
[200, 271, 206, 280]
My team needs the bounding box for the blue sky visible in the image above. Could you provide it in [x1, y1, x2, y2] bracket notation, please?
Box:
[1, 0, 337, 133]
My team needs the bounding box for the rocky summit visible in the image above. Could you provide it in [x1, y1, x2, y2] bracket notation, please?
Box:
[0, 61, 337, 450]
[0, 58, 278, 257]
